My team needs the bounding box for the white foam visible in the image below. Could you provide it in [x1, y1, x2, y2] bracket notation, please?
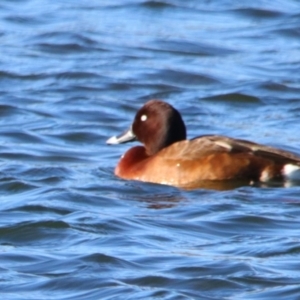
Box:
[283, 164, 300, 181]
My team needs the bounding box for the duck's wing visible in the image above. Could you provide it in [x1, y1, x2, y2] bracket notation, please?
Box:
[221, 135, 300, 164]
[160, 135, 300, 164]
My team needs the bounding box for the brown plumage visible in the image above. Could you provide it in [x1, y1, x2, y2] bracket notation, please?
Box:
[107, 100, 300, 188]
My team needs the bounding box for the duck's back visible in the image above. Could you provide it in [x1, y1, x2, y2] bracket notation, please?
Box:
[132, 135, 300, 187]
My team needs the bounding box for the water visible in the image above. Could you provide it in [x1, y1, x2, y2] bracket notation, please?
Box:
[1, 0, 300, 299]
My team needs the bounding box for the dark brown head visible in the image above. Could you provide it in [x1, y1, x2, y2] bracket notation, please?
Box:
[107, 100, 187, 155]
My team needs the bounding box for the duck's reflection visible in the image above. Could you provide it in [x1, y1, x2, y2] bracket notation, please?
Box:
[116, 178, 300, 209]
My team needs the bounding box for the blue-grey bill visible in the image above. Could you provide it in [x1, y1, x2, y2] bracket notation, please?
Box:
[106, 127, 136, 144]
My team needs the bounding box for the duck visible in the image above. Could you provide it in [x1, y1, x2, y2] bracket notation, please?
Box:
[107, 99, 300, 188]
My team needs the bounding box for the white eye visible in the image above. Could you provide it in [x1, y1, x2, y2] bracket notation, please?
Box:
[141, 114, 147, 121]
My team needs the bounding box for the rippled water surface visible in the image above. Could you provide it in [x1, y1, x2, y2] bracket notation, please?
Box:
[1, 0, 300, 299]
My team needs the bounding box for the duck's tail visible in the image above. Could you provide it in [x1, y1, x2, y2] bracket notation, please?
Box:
[282, 164, 300, 181]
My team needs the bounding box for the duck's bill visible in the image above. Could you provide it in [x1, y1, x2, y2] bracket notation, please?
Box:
[106, 127, 136, 144]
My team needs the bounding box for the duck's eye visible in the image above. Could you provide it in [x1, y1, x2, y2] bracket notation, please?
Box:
[141, 114, 147, 122]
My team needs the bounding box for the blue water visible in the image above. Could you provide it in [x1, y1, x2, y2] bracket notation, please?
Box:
[1, 0, 300, 299]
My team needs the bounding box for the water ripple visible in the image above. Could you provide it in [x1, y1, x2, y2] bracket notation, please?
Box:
[0, 0, 300, 299]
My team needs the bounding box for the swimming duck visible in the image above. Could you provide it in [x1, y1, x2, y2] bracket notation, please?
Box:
[107, 100, 300, 188]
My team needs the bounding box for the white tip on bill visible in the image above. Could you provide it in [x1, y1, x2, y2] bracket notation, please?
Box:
[106, 136, 119, 145]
